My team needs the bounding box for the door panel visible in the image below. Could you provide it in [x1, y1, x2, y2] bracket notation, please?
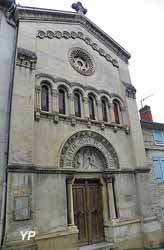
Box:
[87, 184, 104, 244]
[73, 184, 88, 244]
[73, 179, 104, 246]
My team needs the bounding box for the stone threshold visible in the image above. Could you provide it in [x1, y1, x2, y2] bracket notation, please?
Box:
[80, 242, 114, 250]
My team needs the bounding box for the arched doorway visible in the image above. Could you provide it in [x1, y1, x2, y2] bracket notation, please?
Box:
[73, 178, 104, 246]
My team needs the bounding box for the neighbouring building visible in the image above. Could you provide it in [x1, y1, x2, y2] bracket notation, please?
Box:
[0, 0, 16, 247]
[3, 2, 164, 250]
[140, 105, 164, 233]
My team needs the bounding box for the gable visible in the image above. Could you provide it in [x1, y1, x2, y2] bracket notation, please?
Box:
[16, 6, 131, 63]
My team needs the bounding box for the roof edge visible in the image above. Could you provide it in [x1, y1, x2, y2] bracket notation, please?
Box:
[16, 5, 131, 63]
[141, 120, 164, 130]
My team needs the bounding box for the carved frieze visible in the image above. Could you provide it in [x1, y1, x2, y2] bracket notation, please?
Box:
[60, 130, 119, 170]
[37, 30, 119, 68]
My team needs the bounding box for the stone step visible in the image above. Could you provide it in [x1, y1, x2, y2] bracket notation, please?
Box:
[80, 242, 115, 250]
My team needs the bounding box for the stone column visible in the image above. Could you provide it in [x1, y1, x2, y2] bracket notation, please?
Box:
[67, 175, 75, 226]
[35, 86, 41, 111]
[68, 93, 75, 116]
[104, 175, 116, 219]
[52, 89, 58, 113]
[97, 99, 103, 121]
[83, 96, 89, 119]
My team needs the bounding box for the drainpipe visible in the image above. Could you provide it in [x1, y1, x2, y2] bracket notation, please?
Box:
[0, 2, 17, 248]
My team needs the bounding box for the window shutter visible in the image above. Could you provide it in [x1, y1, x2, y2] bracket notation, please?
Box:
[153, 158, 163, 182]
[154, 130, 164, 144]
[160, 158, 164, 180]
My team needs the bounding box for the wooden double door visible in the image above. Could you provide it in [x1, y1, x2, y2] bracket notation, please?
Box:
[73, 179, 104, 246]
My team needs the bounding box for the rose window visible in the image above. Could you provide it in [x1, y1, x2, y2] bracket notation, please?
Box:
[69, 48, 95, 76]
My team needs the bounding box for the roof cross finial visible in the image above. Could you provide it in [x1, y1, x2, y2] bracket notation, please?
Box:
[71, 2, 88, 15]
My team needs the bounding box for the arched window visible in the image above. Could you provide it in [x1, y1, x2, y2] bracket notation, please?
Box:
[41, 85, 49, 112]
[113, 100, 120, 124]
[74, 92, 81, 117]
[59, 89, 66, 114]
[88, 95, 95, 120]
[101, 98, 108, 122]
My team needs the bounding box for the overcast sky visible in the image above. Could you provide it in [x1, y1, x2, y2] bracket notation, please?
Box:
[16, 0, 164, 123]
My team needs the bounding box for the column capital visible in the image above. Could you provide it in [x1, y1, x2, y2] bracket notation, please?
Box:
[52, 89, 58, 97]
[67, 175, 74, 184]
[83, 96, 88, 104]
[35, 85, 41, 91]
[103, 174, 115, 183]
[68, 93, 74, 100]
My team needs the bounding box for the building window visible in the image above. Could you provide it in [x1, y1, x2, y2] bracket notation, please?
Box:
[74, 92, 81, 117]
[59, 89, 66, 114]
[88, 95, 95, 120]
[14, 196, 30, 221]
[153, 157, 164, 182]
[41, 85, 49, 112]
[154, 130, 164, 145]
[101, 98, 108, 122]
[113, 100, 120, 124]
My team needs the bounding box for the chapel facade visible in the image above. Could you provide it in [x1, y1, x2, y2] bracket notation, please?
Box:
[4, 3, 164, 250]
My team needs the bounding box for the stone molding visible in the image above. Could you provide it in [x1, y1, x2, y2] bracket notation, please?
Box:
[59, 130, 119, 170]
[37, 30, 119, 68]
[16, 47, 37, 69]
[7, 164, 151, 174]
[16, 6, 130, 63]
[35, 111, 129, 134]
[123, 82, 136, 99]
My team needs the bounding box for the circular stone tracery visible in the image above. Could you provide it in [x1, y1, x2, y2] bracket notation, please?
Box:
[68, 47, 95, 76]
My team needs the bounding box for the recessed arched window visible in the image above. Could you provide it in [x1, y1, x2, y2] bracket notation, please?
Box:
[101, 98, 108, 122]
[41, 85, 49, 112]
[113, 100, 120, 124]
[59, 89, 66, 114]
[74, 92, 81, 117]
[88, 95, 95, 120]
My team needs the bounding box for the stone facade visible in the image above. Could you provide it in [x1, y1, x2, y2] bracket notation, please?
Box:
[2, 5, 164, 250]
[141, 120, 164, 234]
[0, 0, 16, 247]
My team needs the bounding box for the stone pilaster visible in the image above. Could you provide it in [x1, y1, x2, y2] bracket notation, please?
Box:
[66, 175, 75, 226]
[104, 175, 116, 219]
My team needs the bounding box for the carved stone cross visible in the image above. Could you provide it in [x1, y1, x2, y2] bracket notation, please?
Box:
[71, 2, 88, 15]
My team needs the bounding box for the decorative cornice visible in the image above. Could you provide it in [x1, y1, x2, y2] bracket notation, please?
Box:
[16, 47, 37, 69]
[37, 30, 119, 68]
[16, 6, 131, 63]
[123, 81, 136, 99]
[7, 164, 150, 174]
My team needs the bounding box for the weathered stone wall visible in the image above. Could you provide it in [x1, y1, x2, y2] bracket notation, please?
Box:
[142, 126, 164, 231]
[0, 9, 15, 217]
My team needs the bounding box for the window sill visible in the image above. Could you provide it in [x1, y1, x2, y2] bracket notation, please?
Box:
[154, 142, 164, 146]
[34, 111, 129, 134]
